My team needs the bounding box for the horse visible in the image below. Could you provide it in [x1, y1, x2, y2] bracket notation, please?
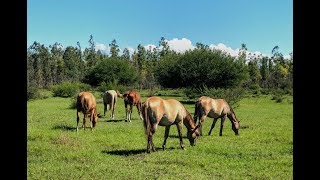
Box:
[142, 96, 200, 153]
[122, 90, 143, 122]
[193, 96, 240, 136]
[102, 90, 122, 120]
[76, 91, 100, 131]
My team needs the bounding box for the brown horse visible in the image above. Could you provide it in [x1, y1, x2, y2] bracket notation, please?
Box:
[142, 96, 200, 153]
[193, 96, 240, 136]
[103, 90, 121, 120]
[122, 90, 143, 122]
[76, 91, 100, 131]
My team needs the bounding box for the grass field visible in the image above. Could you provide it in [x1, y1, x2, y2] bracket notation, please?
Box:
[27, 90, 293, 179]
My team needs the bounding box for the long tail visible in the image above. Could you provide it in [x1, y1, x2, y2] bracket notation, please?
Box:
[143, 102, 151, 137]
[110, 95, 114, 111]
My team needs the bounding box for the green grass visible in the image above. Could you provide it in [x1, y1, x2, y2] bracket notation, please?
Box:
[27, 91, 293, 179]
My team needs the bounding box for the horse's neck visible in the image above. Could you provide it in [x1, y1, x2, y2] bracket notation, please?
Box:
[183, 113, 196, 130]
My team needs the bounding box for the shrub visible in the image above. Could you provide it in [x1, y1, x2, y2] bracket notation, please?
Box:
[51, 82, 91, 98]
[27, 86, 41, 101]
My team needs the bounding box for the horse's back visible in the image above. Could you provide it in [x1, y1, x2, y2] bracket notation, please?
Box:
[197, 96, 229, 117]
[127, 90, 141, 104]
[104, 90, 117, 103]
[145, 97, 186, 125]
[77, 92, 97, 113]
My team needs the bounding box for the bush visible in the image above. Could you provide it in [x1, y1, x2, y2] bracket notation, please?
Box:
[97, 80, 126, 94]
[51, 82, 91, 98]
[27, 86, 41, 101]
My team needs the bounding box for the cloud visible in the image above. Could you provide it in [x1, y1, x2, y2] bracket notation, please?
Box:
[95, 38, 290, 60]
[95, 43, 109, 55]
[144, 44, 157, 51]
[209, 43, 239, 57]
[166, 38, 195, 53]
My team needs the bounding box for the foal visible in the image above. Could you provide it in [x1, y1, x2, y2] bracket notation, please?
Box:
[122, 90, 143, 122]
[193, 96, 240, 136]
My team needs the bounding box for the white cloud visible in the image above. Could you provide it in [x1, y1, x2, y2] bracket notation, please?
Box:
[127, 47, 135, 55]
[98, 37, 291, 60]
[166, 38, 195, 53]
[209, 43, 239, 57]
[95, 43, 109, 55]
[144, 44, 157, 51]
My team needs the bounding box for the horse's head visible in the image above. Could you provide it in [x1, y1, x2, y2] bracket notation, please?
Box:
[229, 114, 240, 135]
[92, 111, 100, 128]
[187, 127, 200, 146]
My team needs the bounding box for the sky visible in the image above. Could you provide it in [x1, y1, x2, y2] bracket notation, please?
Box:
[27, 0, 293, 58]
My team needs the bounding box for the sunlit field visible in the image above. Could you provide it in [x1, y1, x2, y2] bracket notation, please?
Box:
[27, 90, 293, 179]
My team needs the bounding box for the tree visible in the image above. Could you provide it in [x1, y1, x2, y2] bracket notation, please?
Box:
[86, 35, 97, 68]
[84, 58, 138, 86]
[159, 37, 170, 58]
[248, 59, 262, 85]
[109, 39, 120, 58]
[63, 46, 82, 82]
[121, 48, 130, 61]
[50, 42, 65, 84]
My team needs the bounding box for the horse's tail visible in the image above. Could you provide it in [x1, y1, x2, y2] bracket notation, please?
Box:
[110, 94, 114, 111]
[143, 102, 150, 137]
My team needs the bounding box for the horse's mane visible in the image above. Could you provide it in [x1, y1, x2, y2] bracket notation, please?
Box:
[183, 107, 196, 129]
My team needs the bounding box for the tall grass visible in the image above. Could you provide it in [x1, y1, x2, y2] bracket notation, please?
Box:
[27, 91, 292, 179]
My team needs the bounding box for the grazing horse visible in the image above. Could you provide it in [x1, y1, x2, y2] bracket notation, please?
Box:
[76, 92, 99, 131]
[142, 96, 200, 153]
[103, 90, 121, 120]
[193, 96, 240, 136]
[122, 90, 143, 122]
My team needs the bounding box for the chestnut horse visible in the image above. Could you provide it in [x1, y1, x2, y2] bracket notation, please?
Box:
[142, 96, 200, 153]
[193, 96, 240, 136]
[122, 90, 143, 122]
[103, 90, 121, 120]
[76, 92, 99, 131]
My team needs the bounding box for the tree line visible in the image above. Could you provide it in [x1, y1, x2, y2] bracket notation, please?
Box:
[27, 35, 293, 97]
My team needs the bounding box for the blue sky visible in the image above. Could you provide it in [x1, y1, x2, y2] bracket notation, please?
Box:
[27, 0, 293, 57]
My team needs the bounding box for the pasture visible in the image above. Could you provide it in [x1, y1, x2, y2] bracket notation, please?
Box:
[27, 90, 293, 179]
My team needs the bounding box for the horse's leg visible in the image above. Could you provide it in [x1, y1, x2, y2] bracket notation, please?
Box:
[90, 111, 94, 130]
[219, 116, 226, 136]
[162, 126, 171, 150]
[76, 111, 80, 132]
[198, 114, 207, 136]
[112, 98, 116, 120]
[176, 123, 185, 150]
[103, 103, 107, 117]
[129, 104, 133, 122]
[208, 118, 218, 135]
[83, 113, 86, 130]
[147, 127, 156, 153]
[125, 102, 128, 122]
[137, 102, 143, 120]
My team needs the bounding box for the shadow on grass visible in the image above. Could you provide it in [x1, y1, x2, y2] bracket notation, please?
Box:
[102, 149, 146, 156]
[102, 147, 176, 156]
[179, 100, 196, 104]
[52, 124, 76, 131]
[105, 119, 126, 123]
